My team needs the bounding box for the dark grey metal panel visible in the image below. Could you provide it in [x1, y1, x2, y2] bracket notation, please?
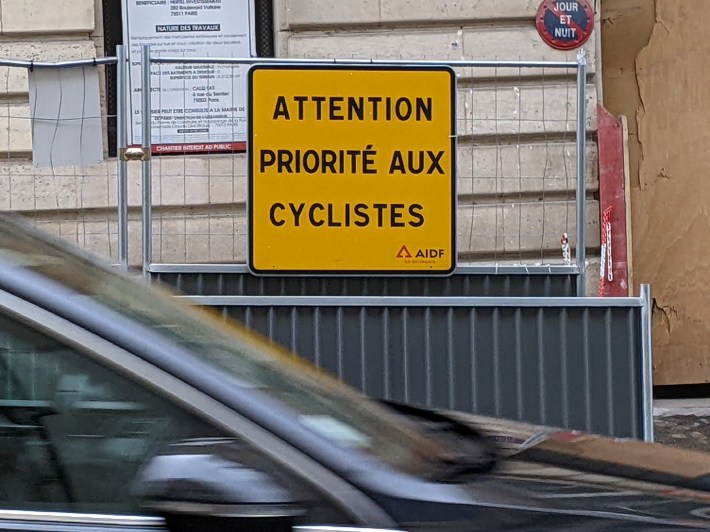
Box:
[205, 302, 643, 439]
[153, 271, 577, 297]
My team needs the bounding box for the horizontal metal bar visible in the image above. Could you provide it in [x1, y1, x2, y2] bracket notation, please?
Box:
[0, 56, 117, 69]
[179, 295, 644, 308]
[150, 56, 578, 69]
[295, 528, 403, 532]
[148, 263, 579, 276]
[0, 510, 163, 527]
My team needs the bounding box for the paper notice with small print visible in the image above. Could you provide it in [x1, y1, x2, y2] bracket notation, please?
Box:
[123, 0, 255, 153]
[29, 66, 103, 168]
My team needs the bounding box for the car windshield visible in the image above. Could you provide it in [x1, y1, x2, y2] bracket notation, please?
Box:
[0, 215, 450, 475]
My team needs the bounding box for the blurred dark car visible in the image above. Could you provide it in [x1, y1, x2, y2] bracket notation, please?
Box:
[0, 213, 709, 532]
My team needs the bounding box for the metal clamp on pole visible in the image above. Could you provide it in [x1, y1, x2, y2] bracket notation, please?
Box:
[121, 147, 151, 161]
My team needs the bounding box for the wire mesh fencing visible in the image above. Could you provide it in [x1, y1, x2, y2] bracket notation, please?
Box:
[141, 58, 249, 266]
[142, 53, 593, 276]
[0, 50, 592, 277]
[456, 62, 597, 268]
[0, 54, 135, 267]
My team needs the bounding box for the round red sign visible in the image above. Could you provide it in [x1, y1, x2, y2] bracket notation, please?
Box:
[536, 0, 594, 51]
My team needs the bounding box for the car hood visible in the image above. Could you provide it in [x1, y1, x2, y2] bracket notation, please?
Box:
[465, 413, 710, 492]
[361, 406, 710, 529]
[457, 413, 710, 528]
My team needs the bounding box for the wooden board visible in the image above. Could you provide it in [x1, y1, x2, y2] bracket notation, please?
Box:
[602, 0, 710, 385]
[620, 116, 634, 296]
[596, 104, 630, 297]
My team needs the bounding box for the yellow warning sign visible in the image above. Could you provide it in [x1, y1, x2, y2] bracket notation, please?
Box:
[248, 65, 456, 274]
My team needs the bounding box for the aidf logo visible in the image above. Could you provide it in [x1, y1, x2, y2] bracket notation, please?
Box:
[396, 245, 445, 259]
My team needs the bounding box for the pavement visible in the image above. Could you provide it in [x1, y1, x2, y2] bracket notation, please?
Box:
[653, 399, 710, 453]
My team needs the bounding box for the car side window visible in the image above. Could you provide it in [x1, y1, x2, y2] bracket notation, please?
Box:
[0, 312, 225, 515]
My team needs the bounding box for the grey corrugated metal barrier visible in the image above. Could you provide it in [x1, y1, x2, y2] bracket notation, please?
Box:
[177, 285, 653, 441]
[151, 265, 578, 297]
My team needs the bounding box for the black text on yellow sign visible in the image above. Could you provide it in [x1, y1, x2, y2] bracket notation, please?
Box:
[248, 65, 456, 275]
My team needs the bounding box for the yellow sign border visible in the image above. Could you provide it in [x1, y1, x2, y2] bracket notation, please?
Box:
[247, 64, 457, 276]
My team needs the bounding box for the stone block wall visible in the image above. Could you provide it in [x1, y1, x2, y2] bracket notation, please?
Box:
[0, 0, 601, 292]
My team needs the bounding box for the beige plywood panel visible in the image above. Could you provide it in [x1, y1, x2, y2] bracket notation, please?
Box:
[629, 0, 710, 385]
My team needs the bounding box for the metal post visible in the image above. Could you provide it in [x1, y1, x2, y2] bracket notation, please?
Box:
[116, 45, 129, 271]
[575, 50, 588, 296]
[141, 44, 153, 277]
[640, 284, 654, 442]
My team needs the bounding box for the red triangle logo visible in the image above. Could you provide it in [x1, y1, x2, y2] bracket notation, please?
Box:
[396, 245, 412, 258]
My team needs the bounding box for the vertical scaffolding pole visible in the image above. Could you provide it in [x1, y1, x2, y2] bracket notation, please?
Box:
[640, 284, 654, 442]
[141, 44, 153, 277]
[575, 50, 588, 296]
[116, 45, 129, 271]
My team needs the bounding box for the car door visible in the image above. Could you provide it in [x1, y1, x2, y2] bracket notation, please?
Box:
[0, 299, 206, 531]
[0, 288, 387, 532]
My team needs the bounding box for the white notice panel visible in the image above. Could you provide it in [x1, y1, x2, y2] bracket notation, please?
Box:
[29, 67, 104, 168]
[123, 0, 255, 153]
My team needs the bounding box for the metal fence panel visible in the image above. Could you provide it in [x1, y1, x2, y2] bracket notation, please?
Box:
[183, 290, 652, 441]
[152, 266, 578, 297]
[0, 49, 593, 284]
[141, 52, 591, 292]
[0, 52, 130, 270]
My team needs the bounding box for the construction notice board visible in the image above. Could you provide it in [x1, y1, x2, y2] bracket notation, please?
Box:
[248, 66, 456, 275]
[123, 0, 255, 153]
